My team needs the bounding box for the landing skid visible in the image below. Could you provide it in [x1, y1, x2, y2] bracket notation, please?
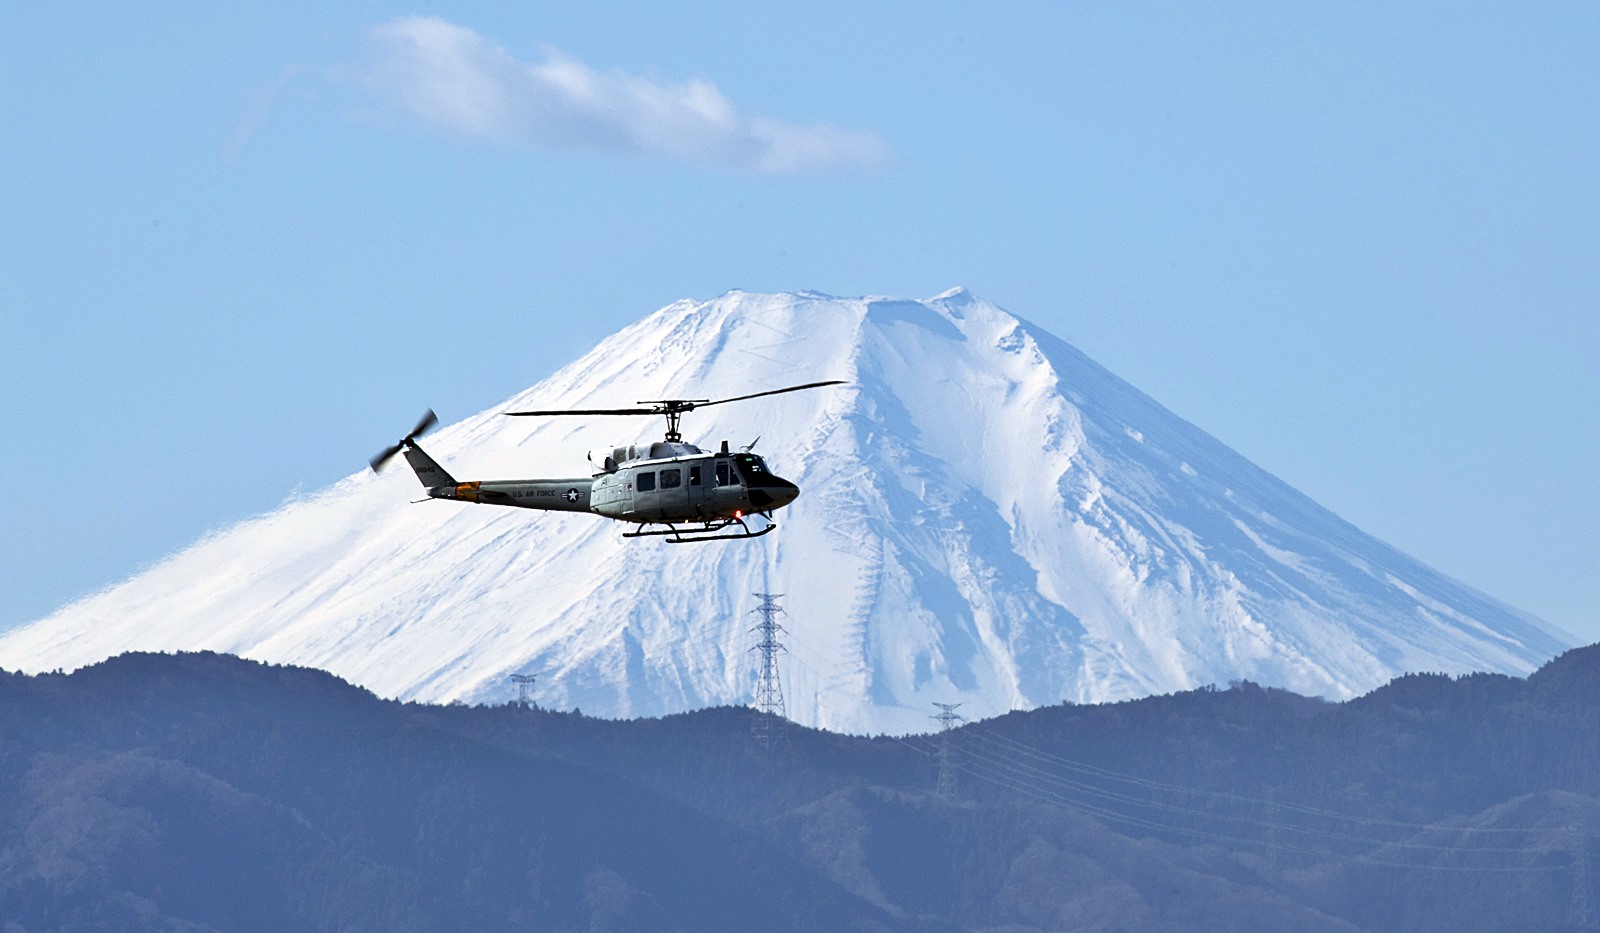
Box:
[623, 516, 776, 544]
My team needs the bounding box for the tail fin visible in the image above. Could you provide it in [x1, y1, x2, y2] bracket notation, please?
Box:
[403, 442, 457, 488]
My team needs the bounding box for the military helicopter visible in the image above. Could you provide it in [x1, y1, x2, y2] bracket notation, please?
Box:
[369, 380, 844, 543]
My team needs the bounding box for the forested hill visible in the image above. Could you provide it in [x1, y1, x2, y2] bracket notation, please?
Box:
[4, 647, 1600, 932]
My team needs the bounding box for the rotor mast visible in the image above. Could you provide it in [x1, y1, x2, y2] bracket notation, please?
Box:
[636, 399, 708, 443]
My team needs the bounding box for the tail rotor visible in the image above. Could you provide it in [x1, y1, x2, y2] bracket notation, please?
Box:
[370, 409, 439, 472]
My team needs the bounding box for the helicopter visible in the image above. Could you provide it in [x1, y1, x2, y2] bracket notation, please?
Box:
[369, 380, 844, 543]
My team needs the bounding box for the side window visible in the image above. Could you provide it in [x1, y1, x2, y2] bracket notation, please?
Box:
[636, 471, 657, 492]
[688, 465, 702, 486]
[715, 462, 731, 487]
[660, 468, 681, 489]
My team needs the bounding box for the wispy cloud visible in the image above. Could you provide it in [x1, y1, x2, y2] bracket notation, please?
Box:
[361, 16, 890, 174]
[225, 65, 307, 162]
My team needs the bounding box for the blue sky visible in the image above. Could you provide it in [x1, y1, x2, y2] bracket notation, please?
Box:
[4, 3, 1597, 642]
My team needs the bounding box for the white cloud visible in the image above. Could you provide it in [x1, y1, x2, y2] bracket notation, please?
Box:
[225, 65, 306, 161]
[363, 16, 890, 174]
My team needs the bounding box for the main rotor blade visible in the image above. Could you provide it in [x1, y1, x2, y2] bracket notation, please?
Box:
[502, 381, 844, 419]
[503, 407, 659, 417]
[697, 380, 847, 408]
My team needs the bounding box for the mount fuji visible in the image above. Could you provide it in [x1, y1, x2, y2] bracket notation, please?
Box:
[0, 290, 1570, 733]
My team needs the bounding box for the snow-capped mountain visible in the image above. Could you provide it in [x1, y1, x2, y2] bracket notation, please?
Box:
[0, 290, 1570, 733]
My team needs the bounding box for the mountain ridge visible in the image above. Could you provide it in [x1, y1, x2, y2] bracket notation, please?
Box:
[0, 290, 1569, 732]
[6, 645, 1600, 931]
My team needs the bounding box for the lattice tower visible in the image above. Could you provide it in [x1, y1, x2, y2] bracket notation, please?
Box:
[932, 702, 965, 798]
[749, 593, 788, 745]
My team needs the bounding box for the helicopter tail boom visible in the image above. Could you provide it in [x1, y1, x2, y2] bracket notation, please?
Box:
[425, 478, 592, 511]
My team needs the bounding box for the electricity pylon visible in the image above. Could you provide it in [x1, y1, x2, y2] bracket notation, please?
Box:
[933, 702, 965, 798]
[750, 593, 788, 746]
[509, 673, 536, 710]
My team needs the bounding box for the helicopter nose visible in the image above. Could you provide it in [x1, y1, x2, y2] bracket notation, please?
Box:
[768, 477, 799, 509]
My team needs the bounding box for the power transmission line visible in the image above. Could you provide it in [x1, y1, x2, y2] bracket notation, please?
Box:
[958, 733, 1537, 855]
[891, 730, 1565, 874]
[973, 728, 1540, 836]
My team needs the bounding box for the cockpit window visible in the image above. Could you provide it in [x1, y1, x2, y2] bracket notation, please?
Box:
[734, 454, 767, 475]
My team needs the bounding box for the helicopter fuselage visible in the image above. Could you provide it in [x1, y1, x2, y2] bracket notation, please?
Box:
[411, 442, 798, 527]
[374, 380, 839, 543]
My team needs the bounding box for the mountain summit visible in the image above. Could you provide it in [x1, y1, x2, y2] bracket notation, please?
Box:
[0, 291, 1569, 732]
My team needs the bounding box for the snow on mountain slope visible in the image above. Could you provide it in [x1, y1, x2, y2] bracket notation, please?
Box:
[0, 290, 1571, 733]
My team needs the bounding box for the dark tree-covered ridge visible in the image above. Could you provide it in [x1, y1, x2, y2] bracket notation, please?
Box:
[4, 645, 1600, 932]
